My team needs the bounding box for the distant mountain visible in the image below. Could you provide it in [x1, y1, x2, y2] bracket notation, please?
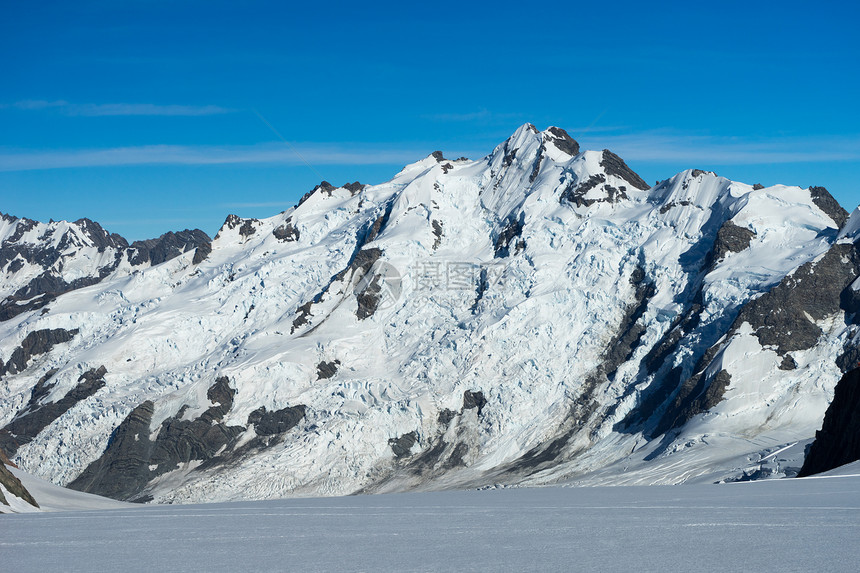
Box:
[2, 124, 859, 503]
[0, 213, 210, 321]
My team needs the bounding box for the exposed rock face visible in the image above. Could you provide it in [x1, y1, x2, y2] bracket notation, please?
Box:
[343, 182, 364, 195]
[216, 214, 258, 240]
[0, 216, 126, 280]
[239, 220, 257, 238]
[345, 249, 386, 314]
[601, 268, 656, 381]
[431, 220, 443, 250]
[528, 143, 545, 183]
[297, 181, 364, 207]
[501, 145, 517, 169]
[248, 405, 306, 436]
[376, 391, 491, 480]
[656, 368, 733, 436]
[658, 200, 693, 214]
[291, 300, 314, 333]
[127, 229, 211, 266]
[389, 431, 418, 458]
[494, 216, 525, 258]
[317, 360, 340, 380]
[363, 209, 391, 245]
[355, 275, 384, 319]
[503, 267, 658, 472]
[68, 377, 306, 501]
[708, 221, 757, 267]
[0, 461, 39, 508]
[799, 368, 860, 476]
[192, 240, 212, 264]
[560, 171, 632, 207]
[273, 219, 300, 242]
[1, 328, 79, 376]
[809, 186, 849, 229]
[600, 150, 650, 190]
[1, 274, 108, 321]
[779, 355, 798, 371]
[66, 400, 155, 500]
[462, 391, 487, 416]
[147, 385, 244, 476]
[545, 126, 580, 156]
[562, 174, 604, 207]
[624, 300, 706, 431]
[735, 243, 860, 355]
[0, 366, 106, 457]
[0, 446, 16, 467]
[837, 344, 860, 374]
[221, 214, 243, 231]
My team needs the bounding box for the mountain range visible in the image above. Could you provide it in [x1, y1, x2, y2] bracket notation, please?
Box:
[2, 123, 860, 505]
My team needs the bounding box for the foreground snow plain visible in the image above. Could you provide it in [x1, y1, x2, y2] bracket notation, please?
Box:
[3, 465, 859, 572]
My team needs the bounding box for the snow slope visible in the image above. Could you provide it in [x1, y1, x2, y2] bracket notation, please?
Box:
[1, 124, 857, 503]
[0, 465, 129, 514]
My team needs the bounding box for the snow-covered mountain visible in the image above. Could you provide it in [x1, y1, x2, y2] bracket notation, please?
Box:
[2, 123, 859, 503]
[0, 212, 210, 321]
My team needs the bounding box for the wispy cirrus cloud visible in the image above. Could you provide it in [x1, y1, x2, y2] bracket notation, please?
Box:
[2, 100, 234, 116]
[0, 143, 456, 172]
[576, 132, 860, 165]
[219, 201, 295, 208]
[2, 132, 857, 174]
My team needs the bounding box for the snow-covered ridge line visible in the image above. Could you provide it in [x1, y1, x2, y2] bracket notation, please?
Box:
[0, 211, 212, 322]
[1, 123, 857, 503]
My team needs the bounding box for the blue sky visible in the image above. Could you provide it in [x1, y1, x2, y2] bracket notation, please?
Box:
[2, 0, 858, 240]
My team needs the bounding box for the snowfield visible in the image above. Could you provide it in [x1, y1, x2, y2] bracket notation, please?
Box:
[3, 466, 860, 572]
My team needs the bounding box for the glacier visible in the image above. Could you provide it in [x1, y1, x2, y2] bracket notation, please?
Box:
[2, 123, 859, 504]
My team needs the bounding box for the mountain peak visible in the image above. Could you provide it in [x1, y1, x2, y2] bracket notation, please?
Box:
[544, 126, 580, 156]
[599, 149, 649, 191]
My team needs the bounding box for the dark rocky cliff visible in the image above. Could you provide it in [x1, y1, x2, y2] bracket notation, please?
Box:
[799, 367, 860, 476]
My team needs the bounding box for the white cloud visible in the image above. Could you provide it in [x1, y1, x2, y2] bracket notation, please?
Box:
[220, 201, 293, 208]
[578, 132, 860, 165]
[2, 130, 857, 174]
[4, 100, 234, 116]
[0, 143, 451, 172]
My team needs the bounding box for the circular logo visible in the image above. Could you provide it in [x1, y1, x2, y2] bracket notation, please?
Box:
[353, 260, 402, 312]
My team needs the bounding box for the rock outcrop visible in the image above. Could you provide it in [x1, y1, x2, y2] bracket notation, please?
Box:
[799, 368, 860, 476]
